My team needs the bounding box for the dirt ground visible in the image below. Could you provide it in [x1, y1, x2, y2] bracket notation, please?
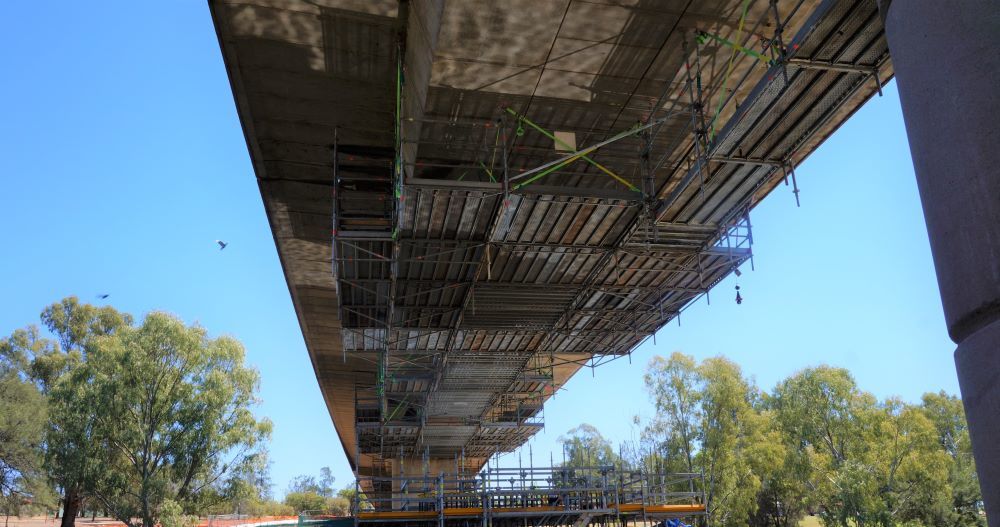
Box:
[1, 517, 297, 527]
[3, 517, 125, 527]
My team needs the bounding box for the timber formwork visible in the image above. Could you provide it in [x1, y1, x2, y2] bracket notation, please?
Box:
[211, 0, 891, 480]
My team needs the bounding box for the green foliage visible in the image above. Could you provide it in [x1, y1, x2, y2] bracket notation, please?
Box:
[558, 424, 620, 468]
[0, 371, 46, 505]
[252, 499, 295, 517]
[326, 497, 350, 516]
[71, 311, 272, 527]
[159, 500, 197, 527]
[643, 353, 700, 473]
[644, 354, 781, 527]
[40, 298, 133, 359]
[697, 357, 775, 527]
[1, 323, 60, 518]
[286, 466, 336, 498]
[318, 467, 336, 498]
[2, 296, 984, 527]
[2, 297, 276, 527]
[337, 487, 357, 501]
[1, 331, 60, 512]
[39, 298, 134, 524]
[287, 475, 322, 496]
[242, 498, 294, 517]
[334, 486, 370, 513]
[282, 491, 349, 516]
[638, 355, 983, 527]
[194, 450, 276, 516]
[769, 369, 954, 527]
[770, 366, 872, 523]
[1, 325, 62, 388]
[919, 392, 985, 527]
[284, 491, 327, 514]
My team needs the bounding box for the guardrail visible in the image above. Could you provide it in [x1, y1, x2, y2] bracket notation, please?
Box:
[351, 465, 706, 527]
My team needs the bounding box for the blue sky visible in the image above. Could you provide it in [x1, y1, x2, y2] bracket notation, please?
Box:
[0, 2, 955, 498]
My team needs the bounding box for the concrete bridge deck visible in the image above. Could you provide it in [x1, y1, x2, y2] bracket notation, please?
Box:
[210, 0, 890, 482]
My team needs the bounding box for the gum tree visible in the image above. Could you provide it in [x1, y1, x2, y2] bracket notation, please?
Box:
[68, 311, 272, 527]
[1, 298, 132, 527]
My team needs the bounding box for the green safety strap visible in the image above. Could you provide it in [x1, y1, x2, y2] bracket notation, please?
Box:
[478, 161, 497, 183]
[707, 0, 753, 140]
[504, 108, 641, 192]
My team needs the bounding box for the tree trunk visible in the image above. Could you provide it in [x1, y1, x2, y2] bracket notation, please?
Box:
[61, 488, 81, 527]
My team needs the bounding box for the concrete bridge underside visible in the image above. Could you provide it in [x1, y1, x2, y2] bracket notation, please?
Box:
[210, 0, 889, 476]
[211, 0, 1000, 520]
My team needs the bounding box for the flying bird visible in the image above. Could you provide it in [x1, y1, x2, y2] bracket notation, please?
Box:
[97, 294, 109, 299]
[216, 240, 228, 251]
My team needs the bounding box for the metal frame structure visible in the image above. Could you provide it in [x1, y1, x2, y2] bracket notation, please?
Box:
[212, 0, 892, 483]
[352, 464, 705, 527]
[328, 0, 889, 472]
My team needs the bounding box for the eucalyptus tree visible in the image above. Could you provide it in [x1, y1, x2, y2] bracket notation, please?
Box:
[558, 424, 620, 468]
[318, 467, 336, 498]
[0, 327, 47, 501]
[643, 353, 702, 473]
[287, 475, 322, 495]
[0, 367, 46, 519]
[71, 311, 271, 527]
[770, 367, 874, 526]
[869, 398, 949, 526]
[643, 353, 786, 527]
[695, 357, 783, 527]
[920, 392, 984, 526]
[1, 297, 132, 527]
[770, 367, 956, 527]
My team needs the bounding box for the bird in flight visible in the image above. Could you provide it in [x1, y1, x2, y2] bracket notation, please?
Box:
[97, 294, 109, 300]
[216, 240, 228, 251]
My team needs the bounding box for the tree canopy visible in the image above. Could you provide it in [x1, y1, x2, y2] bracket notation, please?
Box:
[633, 353, 983, 527]
[559, 425, 620, 468]
[0, 298, 272, 527]
[283, 467, 349, 516]
[1, 298, 134, 527]
[0, 368, 46, 514]
[1, 298, 983, 527]
[77, 311, 271, 527]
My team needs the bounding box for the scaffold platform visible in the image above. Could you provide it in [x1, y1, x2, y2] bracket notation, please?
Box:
[351, 465, 706, 527]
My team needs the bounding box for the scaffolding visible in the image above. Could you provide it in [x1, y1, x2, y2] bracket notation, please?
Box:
[211, 0, 897, 510]
[316, 0, 891, 477]
[352, 464, 706, 527]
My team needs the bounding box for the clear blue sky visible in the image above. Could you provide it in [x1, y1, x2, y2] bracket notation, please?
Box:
[0, 2, 956, 498]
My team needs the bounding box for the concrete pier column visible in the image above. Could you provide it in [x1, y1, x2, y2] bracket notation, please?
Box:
[879, 0, 1000, 520]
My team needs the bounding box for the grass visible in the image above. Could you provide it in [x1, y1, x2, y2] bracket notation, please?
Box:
[799, 515, 823, 527]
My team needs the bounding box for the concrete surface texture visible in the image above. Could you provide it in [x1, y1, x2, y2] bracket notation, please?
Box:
[210, 0, 892, 482]
[880, 0, 1000, 521]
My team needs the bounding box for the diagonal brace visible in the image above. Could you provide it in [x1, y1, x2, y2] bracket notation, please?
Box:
[505, 108, 656, 192]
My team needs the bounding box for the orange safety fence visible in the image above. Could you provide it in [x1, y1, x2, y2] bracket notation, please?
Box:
[195, 516, 298, 527]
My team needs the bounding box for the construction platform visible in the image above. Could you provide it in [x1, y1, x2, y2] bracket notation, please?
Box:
[350, 465, 705, 527]
[210, 0, 891, 483]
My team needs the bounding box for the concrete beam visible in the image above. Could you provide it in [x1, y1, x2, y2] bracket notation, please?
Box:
[399, 0, 445, 181]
